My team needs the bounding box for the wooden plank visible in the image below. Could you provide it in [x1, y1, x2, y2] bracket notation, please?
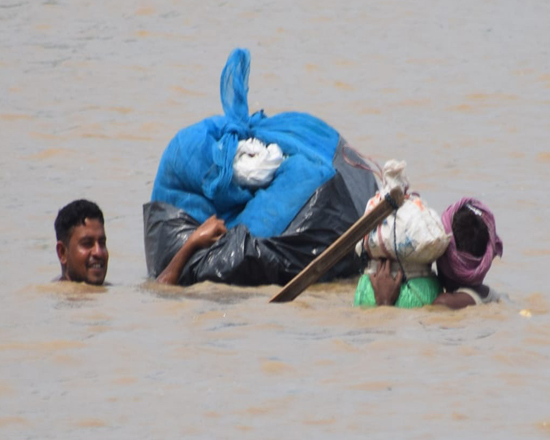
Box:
[269, 187, 405, 303]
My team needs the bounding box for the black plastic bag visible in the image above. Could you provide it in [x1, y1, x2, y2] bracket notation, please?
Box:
[143, 138, 378, 286]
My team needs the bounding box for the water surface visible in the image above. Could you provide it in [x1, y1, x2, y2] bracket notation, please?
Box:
[1, 1, 549, 438]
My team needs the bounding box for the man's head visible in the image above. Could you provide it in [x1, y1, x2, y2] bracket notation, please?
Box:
[54, 199, 108, 285]
[437, 198, 503, 287]
[452, 205, 489, 258]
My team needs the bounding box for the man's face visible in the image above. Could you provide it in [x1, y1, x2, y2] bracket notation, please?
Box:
[57, 218, 109, 285]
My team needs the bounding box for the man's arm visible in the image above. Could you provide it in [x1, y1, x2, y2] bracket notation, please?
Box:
[369, 259, 403, 306]
[156, 215, 227, 285]
[432, 292, 476, 309]
[432, 284, 490, 309]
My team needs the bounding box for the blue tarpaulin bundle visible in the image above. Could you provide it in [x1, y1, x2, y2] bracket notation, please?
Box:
[151, 48, 339, 238]
[144, 48, 378, 286]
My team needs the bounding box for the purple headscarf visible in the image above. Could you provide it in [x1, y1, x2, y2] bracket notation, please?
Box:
[437, 197, 503, 287]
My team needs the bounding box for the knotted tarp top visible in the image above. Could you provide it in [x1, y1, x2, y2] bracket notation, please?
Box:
[151, 48, 339, 238]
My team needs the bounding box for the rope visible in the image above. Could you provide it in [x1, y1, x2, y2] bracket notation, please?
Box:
[384, 193, 410, 288]
[384, 192, 399, 210]
[342, 144, 384, 182]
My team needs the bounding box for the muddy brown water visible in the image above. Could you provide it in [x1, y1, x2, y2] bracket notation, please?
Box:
[1, 1, 549, 439]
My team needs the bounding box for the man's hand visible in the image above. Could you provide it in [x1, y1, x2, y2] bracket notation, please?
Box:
[156, 215, 227, 285]
[369, 259, 403, 306]
[188, 215, 227, 249]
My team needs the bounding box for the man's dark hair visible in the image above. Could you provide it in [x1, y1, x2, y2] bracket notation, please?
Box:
[55, 199, 104, 243]
[452, 206, 489, 257]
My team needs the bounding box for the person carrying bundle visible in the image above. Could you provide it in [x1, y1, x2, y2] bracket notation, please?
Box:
[353, 160, 449, 308]
[353, 161, 503, 309]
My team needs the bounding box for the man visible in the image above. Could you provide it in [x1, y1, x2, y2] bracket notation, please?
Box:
[432, 198, 502, 308]
[55, 199, 109, 285]
[369, 198, 503, 309]
[55, 199, 226, 286]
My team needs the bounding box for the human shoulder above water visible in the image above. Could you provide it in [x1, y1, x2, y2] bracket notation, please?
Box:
[54, 199, 226, 286]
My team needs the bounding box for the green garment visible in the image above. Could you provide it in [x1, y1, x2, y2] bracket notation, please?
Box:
[354, 274, 442, 309]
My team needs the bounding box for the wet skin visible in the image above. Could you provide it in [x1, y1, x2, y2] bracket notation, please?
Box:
[56, 218, 109, 285]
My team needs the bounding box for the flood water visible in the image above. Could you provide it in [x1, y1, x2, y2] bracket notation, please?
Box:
[1, 0, 550, 438]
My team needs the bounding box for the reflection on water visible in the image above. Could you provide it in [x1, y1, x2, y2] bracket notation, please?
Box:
[1, 0, 550, 438]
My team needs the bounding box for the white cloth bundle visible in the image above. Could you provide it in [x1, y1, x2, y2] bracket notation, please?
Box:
[232, 138, 285, 188]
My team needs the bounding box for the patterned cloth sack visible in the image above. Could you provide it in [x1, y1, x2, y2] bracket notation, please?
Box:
[359, 160, 450, 264]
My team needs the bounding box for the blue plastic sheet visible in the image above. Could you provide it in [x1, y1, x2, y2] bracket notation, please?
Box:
[151, 48, 339, 238]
